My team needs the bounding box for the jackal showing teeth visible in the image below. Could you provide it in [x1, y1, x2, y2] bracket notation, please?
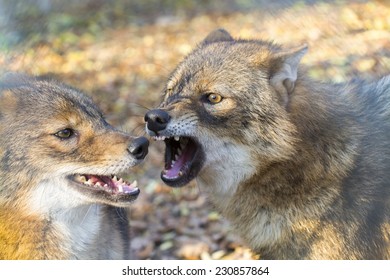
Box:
[0, 73, 149, 259]
[145, 29, 390, 260]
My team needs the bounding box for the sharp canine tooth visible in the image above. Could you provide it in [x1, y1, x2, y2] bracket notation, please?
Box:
[79, 176, 86, 183]
[132, 180, 138, 187]
[174, 136, 180, 141]
[113, 176, 118, 182]
[119, 178, 123, 183]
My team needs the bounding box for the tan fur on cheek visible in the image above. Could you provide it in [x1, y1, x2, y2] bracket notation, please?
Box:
[36, 112, 85, 154]
[166, 98, 195, 118]
[37, 135, 77, 155]
[212, 98, 236, 114]
[75, 129, 131, 165]
[37, 113, 131, 163]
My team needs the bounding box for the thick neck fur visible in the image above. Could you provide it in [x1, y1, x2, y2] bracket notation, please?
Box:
[0, 176, 114, 259]
[198, 76, 376, 259]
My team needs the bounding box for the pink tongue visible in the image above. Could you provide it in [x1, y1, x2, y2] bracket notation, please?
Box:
[166, 154, 186, 178]
[165, 139, 197, 179]
[89, 175, 114, 188]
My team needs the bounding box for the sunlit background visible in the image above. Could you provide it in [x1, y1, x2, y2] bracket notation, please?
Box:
[1, 0, 389, 259]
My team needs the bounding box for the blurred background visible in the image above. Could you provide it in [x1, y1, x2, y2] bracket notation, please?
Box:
[1, 0, 389, 260]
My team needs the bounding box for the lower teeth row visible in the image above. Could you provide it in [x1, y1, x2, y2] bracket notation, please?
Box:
[163, 170, 183, 177]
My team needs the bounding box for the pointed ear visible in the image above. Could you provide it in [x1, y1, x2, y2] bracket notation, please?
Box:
[201, 29, 234, 45]
[269, 44, 308, 106]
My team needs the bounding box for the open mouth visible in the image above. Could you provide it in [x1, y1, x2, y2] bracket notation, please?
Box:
[69, 174, 140, 203]
[153, 135, 204, 187]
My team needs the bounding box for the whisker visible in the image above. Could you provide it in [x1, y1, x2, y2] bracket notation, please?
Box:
[130, 124, 147, 136]
[115, 207, 128, 223]
[80, 204, 94, 226]
[127, 102, 151, 112]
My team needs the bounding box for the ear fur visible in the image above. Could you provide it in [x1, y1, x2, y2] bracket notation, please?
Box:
[269, 44, 308, 106]
[201, 28, 234, 45]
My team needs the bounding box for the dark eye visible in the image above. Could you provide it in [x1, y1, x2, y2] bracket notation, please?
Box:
[54, 128, 74, 139]
[206, 93, 223, 104]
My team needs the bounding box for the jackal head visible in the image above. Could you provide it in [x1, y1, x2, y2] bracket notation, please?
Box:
[0, 74, 149, 210]
[145, 29, 306, 189]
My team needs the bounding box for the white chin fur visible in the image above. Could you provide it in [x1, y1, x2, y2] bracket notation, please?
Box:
[29, 177, 89, 214]
[196, 138, 285, 248]
[29, 177, 104, 258]
[196, 137, 256, 208]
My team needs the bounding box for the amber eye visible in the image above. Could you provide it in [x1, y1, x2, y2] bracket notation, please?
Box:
[207, 93, 223, 104]
[55, 128, 74, 139]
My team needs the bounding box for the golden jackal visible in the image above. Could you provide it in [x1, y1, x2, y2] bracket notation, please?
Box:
[145, 29, 390, 259]
[0, 73, 149, 259]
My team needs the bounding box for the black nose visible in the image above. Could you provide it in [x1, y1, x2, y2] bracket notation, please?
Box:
[144, 109, 170, 134]
[128, 136, 149, 160]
